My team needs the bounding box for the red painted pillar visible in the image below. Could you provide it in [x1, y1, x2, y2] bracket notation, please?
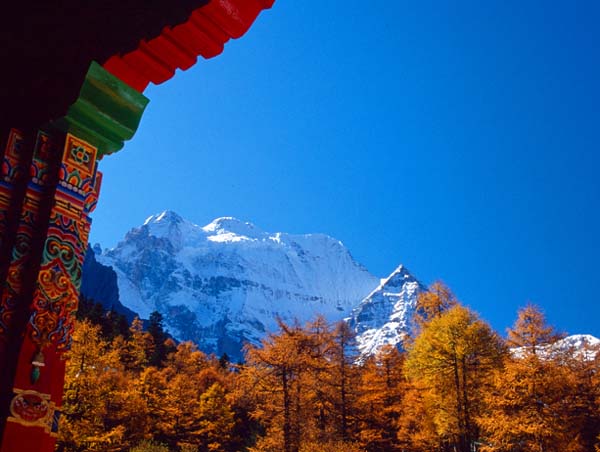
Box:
[0, 132, 100, 452]
[0, 130, 36, 286]
[0, 59, 147, 451]
[0, 131, 62, 395]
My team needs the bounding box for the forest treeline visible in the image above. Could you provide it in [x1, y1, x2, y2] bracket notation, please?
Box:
[57, 283, 600, 452]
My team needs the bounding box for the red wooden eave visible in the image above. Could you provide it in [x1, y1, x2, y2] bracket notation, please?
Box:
[103, 0, 275, 92]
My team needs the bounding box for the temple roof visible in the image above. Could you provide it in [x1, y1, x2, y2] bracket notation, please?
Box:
[1, 0, 273, 137]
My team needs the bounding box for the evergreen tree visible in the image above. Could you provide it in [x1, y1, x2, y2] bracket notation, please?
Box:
[147, 311, 169, 367]
[218, 353, 230, 370]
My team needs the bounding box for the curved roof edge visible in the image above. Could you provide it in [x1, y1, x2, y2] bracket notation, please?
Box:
[103, 0, 275, 92]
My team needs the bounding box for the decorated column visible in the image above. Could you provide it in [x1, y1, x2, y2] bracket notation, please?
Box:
[0, 134, 101, 452]
[0, 130, 35, 286]
[0, 63, 148, 452]
[0, 131, 63, 405]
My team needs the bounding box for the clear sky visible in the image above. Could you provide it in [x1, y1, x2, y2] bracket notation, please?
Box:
[90, 1, 600, 338]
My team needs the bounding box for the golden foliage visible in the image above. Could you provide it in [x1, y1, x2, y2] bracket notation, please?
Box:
[356, 345, 406, 451]
[479, 305, 599, 452]
[414, 281, 457, 328]
[406, 304, 506, 452]
[59, 297, 599, 452]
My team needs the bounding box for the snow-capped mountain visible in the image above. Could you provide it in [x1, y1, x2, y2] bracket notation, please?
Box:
[348, 265, 427, 356]
[89, 211, 380, 360]
[512, 334, 600, 361]
[557, 334, 600, 352]
[554, 334, 600, 360]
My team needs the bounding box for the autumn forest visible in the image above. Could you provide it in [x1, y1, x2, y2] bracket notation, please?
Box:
[57, 283, 600, 452]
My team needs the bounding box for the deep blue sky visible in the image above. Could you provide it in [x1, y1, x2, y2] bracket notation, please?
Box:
[91, 1, 600, 338]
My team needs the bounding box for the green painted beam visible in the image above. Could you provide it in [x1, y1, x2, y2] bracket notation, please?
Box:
[53, 62, 149, 157]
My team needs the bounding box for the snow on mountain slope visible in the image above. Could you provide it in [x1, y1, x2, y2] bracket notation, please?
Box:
[558, 333, 600, 350]
[348, 265, 427, 356]
[512, 334, 600, 361]
[556, 334, 600, 360]
[95, 211, 380, 360]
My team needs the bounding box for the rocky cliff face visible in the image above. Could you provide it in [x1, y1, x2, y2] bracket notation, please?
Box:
[81, 244, 137, 321]
[348, 265, 426, 356]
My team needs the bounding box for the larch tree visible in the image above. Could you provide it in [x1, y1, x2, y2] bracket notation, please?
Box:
[196, 382, 236, 452]
[117, 316, 152, 373]
[414, 281, 457, 328]
[303, 316, 335, 444]
[59, 320, 126, 451]
[244, 320, 308, 452]
[296, 318, 365, 451]
[506, 304, 562, 353]
[244, 318, 333, 452]
[396, 379, 440, 451]
[137, 365, 169, 441]
[479, 305, 582, 452]
[595, 348, 600, 452]
[406, 304, 505, 452]
[563, 340, 600, 452]
[356, 344, 406, 452]
[329, 320, 360, 442]
[157, 342, 210, 449]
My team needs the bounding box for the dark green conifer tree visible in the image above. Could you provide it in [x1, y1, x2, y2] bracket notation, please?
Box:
[148, 311, 169, 367]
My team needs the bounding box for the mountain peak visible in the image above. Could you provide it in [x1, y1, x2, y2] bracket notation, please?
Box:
[389, 264, 407, 278]
[349, 264, 425, 356]
[144, 210, 184, 225]
[204, 216, 250, 229]
[139, 211, 202, 249]
[202, 217, 264, 242]
[378, 264, 416, 290]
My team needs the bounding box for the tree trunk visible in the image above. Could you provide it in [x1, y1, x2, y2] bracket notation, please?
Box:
[453, 354, 466, 452]
[282, 369, 292, 452]
[461, 355, 472, 451]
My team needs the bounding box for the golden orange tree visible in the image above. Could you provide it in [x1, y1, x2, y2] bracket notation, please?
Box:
[356, 344, 406, 452]
[479, 305, 595, 452]
[406, 304, 505, 452]
[59, 320, 134, 451]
